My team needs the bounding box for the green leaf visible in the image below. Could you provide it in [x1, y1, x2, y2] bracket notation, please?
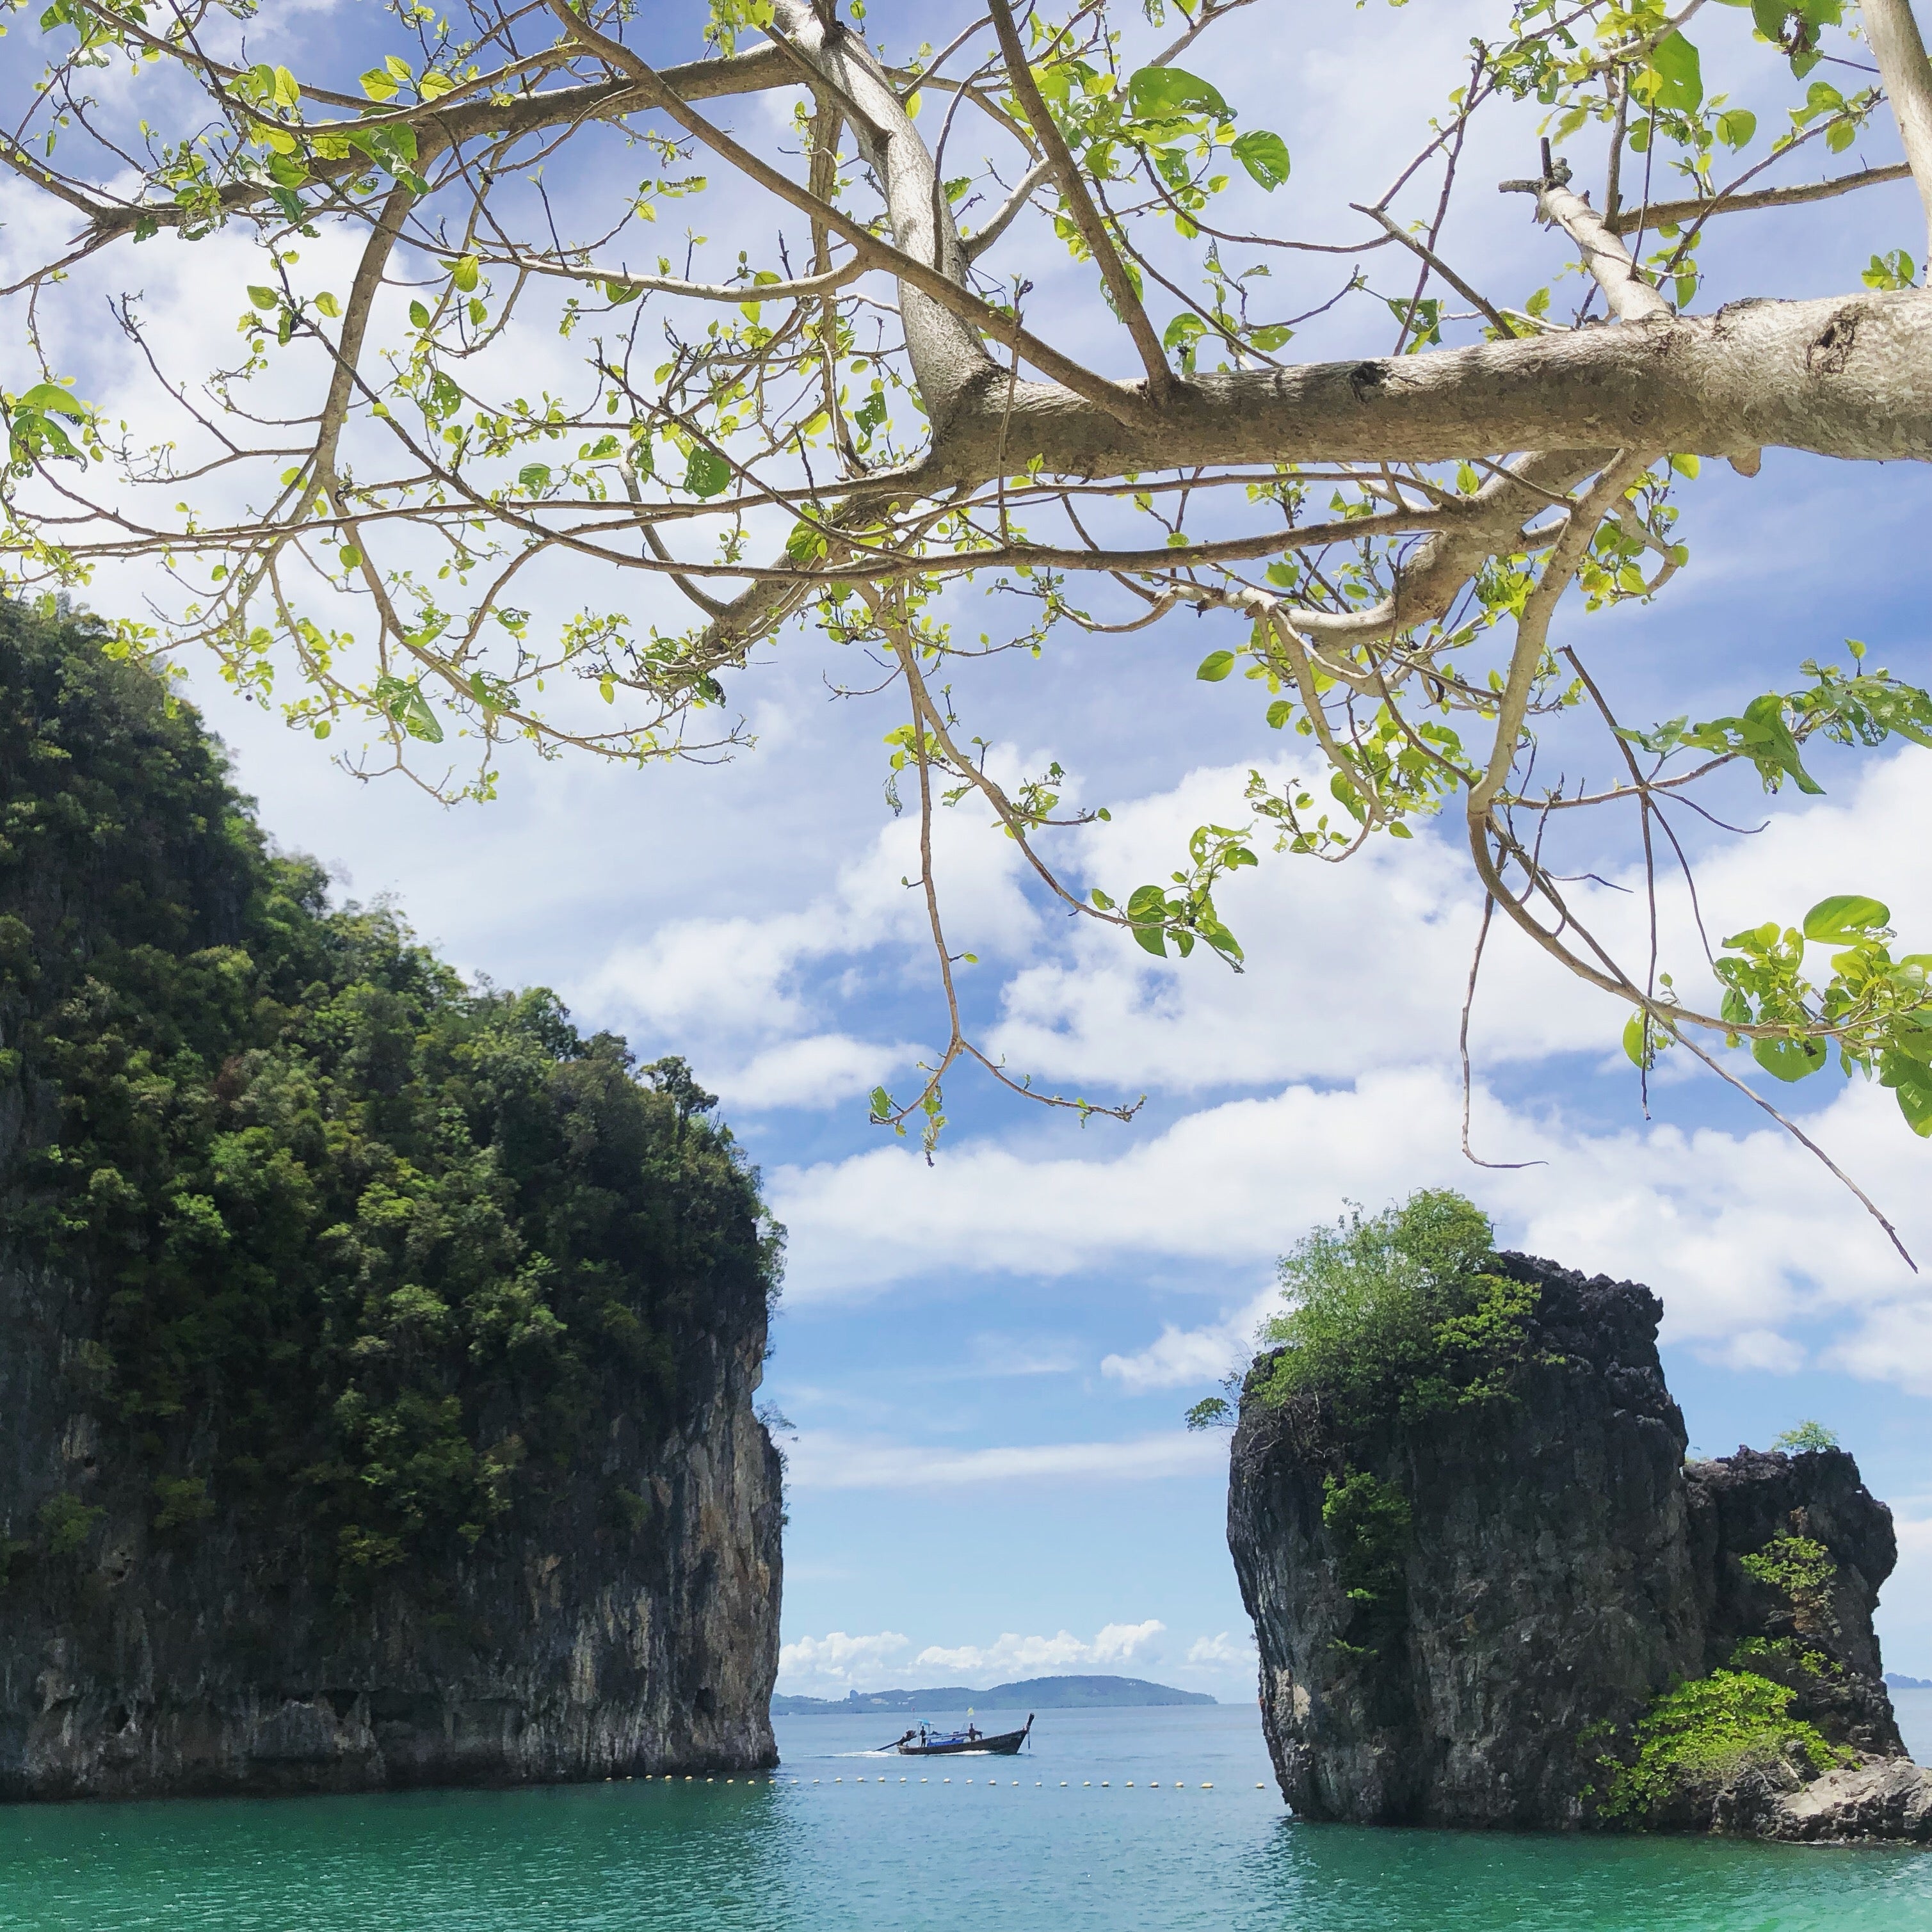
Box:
[1647, 31, 1703, 112]
[14, 382, 86, 418]
[684, 448, 732, 497]
[1125, 64, 1228, 121]
[246, 285, 279, 310]
[360, 65, 398, 102]
[1196, 650, 1236, 682]
[1740, 692, 1824, 794]
[314, 291, 341, 319]
[1231, 129, 1291, 190]
[1716, 108, 1757, 149]
[517, 463, 551, 493]
[1668, 453, 1700, 479]
[408, 300, 431, 329]
[869, 1086, 893, 1120]
[1751, 0, 1789, 38]
[374, 675, 443, 744]
[1131, 924, 1169, 958]
[450, 255, 479, 293]
[1862, 249, 1916, 291]
[1888, 1058, 1932, 1136]
[1752, 1035, 1829, 1081]
[1801, 894, 1890, 941]
[1623, 1013, 1658, 1069]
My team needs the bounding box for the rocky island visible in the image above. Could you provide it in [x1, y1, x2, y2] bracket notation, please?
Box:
[0, 603, 784, 1798]
[1226, 1191, 1931, 1841]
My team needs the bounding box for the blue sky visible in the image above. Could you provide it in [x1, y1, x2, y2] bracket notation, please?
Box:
[7, 0, 1932, 1695]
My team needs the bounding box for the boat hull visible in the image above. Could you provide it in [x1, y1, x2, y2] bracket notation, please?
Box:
[894, 1716, 1033, 1757]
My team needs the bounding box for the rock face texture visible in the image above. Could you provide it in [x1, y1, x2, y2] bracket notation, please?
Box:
[0, 601, 783, 1799]
[0, 1252, 782, 1797]
[1227, 1252, 1926, 1838]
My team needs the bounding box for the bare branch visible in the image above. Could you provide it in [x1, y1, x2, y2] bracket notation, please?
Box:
[987, 0, 1178, 400]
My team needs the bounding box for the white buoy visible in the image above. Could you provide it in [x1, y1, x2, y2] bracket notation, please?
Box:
[1126, 1782, 1135, 1788]
[1150, 1782, 1159, 1789]
[1101, 1781, 1109, 1788]
[1202, 1783, 1214, 1790]
[944, 1778, 951, 1784]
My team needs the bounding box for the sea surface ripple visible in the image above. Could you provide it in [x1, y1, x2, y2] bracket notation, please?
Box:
[4, 1700, 1931, 1929]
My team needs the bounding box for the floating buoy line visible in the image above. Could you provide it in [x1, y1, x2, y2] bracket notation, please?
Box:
[605, 1771, 1242, 1790]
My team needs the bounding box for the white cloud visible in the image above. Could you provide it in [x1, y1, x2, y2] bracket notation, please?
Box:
[777, 1629, 910, 1696]
[990, 747, 1932, 1095]
[775, 1065, 1932, 1385]
[1102, 1286, 1280, 1393]
[776, 1619, 1177, 1695]
[1186, 1632, 1257, 1669]
[784, 1429, 1225, 1491]
[913, 1620, 1167, 1680]
[713, 1033, 914, 1111]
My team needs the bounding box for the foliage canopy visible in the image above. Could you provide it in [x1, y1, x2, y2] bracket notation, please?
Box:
[4, 0, 1932, 1201]
[1247, 1189, 1548, 1434]
[0, 598, 778, 1595]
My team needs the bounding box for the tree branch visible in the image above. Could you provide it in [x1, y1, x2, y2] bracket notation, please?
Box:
[1608, 161, 1913, 232]
[1863, 0, 1932, 263]
[987, 0, 1178, 399]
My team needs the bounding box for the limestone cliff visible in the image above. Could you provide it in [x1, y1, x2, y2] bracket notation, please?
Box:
[1227, 1249, 1928, 1840]
[0, 600, 782, 1798]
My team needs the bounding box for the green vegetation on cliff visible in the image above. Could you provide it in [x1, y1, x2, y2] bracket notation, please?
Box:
[1595, 1666, 1854, 1823]
[0, 601, 779, 1596]
[1251, 1191, 1546, 1430]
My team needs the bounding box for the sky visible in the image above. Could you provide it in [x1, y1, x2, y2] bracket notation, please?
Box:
[6, 0, 1932, 1697]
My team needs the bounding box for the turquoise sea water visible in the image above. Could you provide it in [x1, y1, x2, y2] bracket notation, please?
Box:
[4, 1697, 1930, 1931]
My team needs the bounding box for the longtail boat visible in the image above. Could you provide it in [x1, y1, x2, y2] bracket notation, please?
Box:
[885, 1714, 1034, 1757]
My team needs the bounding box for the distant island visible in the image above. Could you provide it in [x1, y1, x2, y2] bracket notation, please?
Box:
[1886, 1673, 1932, 1689]
[771, 1673, 1216, 1715]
